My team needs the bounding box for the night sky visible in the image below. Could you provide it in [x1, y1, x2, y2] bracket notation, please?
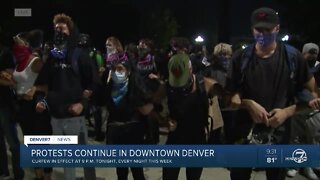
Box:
[0, 0, 318, 52]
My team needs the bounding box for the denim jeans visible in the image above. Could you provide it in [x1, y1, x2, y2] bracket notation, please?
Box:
[0, 107, 24, 180]
[51, 116, 96, 180]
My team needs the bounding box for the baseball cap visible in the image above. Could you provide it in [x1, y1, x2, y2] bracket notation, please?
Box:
[302, 43, 319, 55]
[168, 53, 190, 87]
[251, 7, 279, 29]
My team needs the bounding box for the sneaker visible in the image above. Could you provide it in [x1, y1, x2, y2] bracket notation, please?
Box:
[287, 169, 298, 177]
[303, 167, 319, 180]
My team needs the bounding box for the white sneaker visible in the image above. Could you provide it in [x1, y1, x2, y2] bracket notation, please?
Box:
[303, 167, 319, 180]
[287, 169, 298, 177]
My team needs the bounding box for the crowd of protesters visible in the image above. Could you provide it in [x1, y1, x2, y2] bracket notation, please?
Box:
[1, 6, 320, 180]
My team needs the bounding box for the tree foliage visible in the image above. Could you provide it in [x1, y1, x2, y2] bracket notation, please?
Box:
[140, 8, 179, 48]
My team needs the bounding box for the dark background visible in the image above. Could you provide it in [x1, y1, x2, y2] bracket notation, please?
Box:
[0, 0, 319, 52]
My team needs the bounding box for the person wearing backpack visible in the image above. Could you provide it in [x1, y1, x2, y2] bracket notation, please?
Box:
[303, 43, 320, 86]
[163, 52, 222, 180]
[203, 43, 233, 144]
[287, 43, 320, 179]
[228, 7, 320, 180]
[34, 13, 96, 180]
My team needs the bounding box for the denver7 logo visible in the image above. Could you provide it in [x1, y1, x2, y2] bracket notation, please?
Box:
[292, 149, 307, 164]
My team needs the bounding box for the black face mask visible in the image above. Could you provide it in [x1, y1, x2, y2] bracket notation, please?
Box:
[307, 59, 317, 68]
[53, 30, 68, 48]
[138, 48, 151, 59]
[216, 56, 230, 70]
[78, 34, 90, 48]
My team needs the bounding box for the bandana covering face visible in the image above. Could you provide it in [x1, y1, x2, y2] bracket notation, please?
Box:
[136, 54, 156, 76]
[107, 47, 117, 55]
[216, 56, 230, 71]
[13, 44, 32, 72]
[137, 54, 152, 65]
[54, 30, 69, 48]
[254, 32, 277, 47]
[111, 72, 129, 106]
[138, 48, 151, 59]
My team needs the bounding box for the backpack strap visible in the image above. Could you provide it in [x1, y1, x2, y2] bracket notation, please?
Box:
[240, 44, 255, 74]
[240, 43, 297, 84]
[283, 43, 299, 104]
[283, 44, 297, 80]
[239, 44, 255, 86]
[196, 73, 210, 128]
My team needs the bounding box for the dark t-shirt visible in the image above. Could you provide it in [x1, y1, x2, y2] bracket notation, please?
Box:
[231, 43, 312, 111]
[35, 48, 94, 118]
[0, 46, 15, 107]
[229, 43, 312, 143]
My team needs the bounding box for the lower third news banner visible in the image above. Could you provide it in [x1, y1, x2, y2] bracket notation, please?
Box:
[20, 144, 320, 167]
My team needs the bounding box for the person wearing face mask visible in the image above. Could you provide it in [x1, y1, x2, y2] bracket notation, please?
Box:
[12, 30, 45, 134]
[286, 43, 320, 179]
[303, 43, 319, 68]
[303, 43, 320, 84]
[0, 38, 24, 180]
[12, 29, 55, 180]
[201, 43, 233, 144]
[104, 37, 154, 180]
[105, 36, 122, 60]
[34, 13, 96, 180]
[135, 38, 164, 144]
[228, 7, 320, 180]
[203, 43, 232, 89]
[163, 53, 222, 180]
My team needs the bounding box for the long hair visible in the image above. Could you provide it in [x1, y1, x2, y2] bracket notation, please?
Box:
[106, 36, 123, 53]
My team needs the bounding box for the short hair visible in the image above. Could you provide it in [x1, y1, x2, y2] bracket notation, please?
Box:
[170, 37, 190, 52]
[53, 13, 74, 31]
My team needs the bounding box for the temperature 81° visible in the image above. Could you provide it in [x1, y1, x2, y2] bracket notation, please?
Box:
[266, 157, 277, 163]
